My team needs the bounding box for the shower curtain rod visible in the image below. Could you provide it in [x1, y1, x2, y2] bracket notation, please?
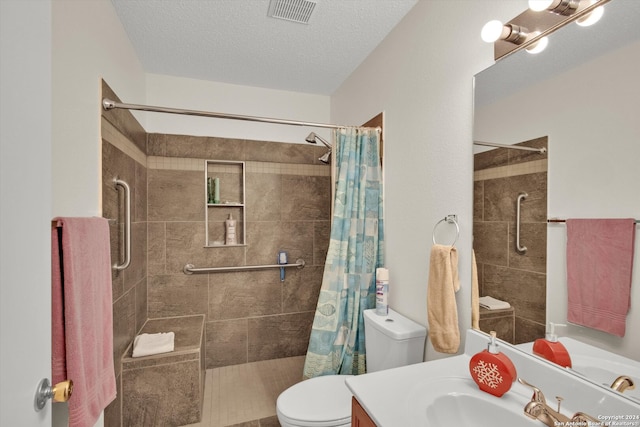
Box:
[102, 98, 369, 130]
[474, 141, 546, 154]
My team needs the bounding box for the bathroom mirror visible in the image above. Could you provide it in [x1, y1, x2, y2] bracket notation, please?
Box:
[473, 0, 640, 393]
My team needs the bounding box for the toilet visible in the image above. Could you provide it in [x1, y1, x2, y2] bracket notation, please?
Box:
[276, 308, 427, 427]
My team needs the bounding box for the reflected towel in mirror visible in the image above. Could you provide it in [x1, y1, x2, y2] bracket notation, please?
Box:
[566, 218, 636, 337]
[479, 296, 511, 310]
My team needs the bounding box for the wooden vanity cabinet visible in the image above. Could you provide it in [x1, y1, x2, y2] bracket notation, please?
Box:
[351, 397, 377, 427]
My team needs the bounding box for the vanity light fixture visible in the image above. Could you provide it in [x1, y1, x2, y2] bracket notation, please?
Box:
[525, 32, 549, 53]
[576, 0, 604, 26]
[482, 0, 610, 60]
[528, 0, 580, 16]
[481, 20, 529, 44]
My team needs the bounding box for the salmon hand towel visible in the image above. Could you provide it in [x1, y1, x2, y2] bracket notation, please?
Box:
[566, 218, 636, 337]
[427, 244, 460, 353]
[52, 217, 116, 427]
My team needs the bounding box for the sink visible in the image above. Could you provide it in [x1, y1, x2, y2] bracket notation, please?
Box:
[570, 355, 640, 402]
[406, 376, 538, 427]
[518, 337, 640, 402]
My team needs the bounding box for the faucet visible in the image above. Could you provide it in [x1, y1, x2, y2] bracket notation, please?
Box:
[611, 375, 635, 393]
[519, 379, 571, 427]
[518, 378, 602, 427]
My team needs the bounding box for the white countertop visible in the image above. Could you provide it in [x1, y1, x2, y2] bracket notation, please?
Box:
[346, 330, 640, 426]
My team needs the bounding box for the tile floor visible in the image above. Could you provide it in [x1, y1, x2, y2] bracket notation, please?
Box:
[181, 356, 306, 427]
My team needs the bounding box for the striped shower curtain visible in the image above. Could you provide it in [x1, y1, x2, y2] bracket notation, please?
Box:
[303, 126, 384, 378]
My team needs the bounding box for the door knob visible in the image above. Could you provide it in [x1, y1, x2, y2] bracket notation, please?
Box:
[34, 378, 73, 411]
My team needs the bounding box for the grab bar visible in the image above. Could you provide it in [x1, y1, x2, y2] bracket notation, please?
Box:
[113, 178, 131, 271]
[183, 259, 305, 275]
[516, 192, 528, 253]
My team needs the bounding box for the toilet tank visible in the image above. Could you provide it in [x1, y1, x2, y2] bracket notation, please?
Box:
[363, 308, 427, 373]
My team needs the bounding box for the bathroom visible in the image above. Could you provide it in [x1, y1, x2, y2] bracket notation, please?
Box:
[2, 0, 639, 426]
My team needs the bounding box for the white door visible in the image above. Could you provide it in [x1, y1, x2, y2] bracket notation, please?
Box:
[0, 1, 53, 425]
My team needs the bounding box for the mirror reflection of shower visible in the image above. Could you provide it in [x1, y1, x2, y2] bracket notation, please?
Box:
[305, 132, 332, 164]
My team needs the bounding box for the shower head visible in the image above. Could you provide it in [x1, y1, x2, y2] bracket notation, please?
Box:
[304, 132, 332, 149]
[319, 150, 331, 164]
[305, 132, 317, 144]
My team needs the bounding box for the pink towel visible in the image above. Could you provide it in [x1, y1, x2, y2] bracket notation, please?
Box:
[52, 217, 116, 427]
[566, 218, 636, 337]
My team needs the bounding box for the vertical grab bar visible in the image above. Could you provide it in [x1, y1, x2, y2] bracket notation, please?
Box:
[113, 178, 131, 271]
[516, 192, 528, 253]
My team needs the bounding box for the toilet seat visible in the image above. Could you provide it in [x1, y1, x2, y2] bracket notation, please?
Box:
[276, 375, 353, 427]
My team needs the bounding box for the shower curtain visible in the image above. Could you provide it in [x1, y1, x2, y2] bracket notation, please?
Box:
[303, 127, 384, 378]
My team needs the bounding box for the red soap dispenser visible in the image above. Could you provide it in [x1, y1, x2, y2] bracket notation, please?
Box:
[469, 331, 517, 397]
[532, 323, 572, 368]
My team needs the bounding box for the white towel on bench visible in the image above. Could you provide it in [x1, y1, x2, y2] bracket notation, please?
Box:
[132, 332, 175, 358]
[479, 296, 511, 310]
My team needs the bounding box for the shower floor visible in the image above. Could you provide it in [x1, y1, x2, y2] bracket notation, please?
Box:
[181, 355, 306, 427]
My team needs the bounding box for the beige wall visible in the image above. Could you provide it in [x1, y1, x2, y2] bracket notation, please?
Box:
[330, 0, 527, 359]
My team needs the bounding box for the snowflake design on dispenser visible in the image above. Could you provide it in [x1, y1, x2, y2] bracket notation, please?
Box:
[472, 360, 504, 389]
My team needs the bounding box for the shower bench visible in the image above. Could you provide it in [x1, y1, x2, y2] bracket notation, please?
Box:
[120, 315, 205, 426]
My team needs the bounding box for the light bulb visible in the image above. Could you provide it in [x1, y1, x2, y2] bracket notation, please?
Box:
[529, 0, 554, 12]
[481, 20, 505, 43]
[576, 3, 604, 27]
[526, 33, 549, 54]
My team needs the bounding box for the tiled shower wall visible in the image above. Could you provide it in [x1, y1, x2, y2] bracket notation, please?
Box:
[102, 81, 330, 425]
[101, 81, 149, 427]
[146, 133, 331, 368]
[473, 137, 548, 344]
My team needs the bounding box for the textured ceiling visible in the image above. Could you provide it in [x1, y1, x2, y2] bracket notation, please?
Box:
[111, 0, 418, 95]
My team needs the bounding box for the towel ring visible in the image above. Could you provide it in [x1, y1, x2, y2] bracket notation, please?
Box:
[432, 215, 459, 246]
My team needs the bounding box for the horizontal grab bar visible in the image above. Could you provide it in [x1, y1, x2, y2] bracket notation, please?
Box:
[183, 259, 306, 275]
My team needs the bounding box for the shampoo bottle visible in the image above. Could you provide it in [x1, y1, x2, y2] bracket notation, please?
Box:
[532, 322, 572, 368]
[225, 214, 237, 245]
[469, 331, 517, 397]
[375, 268, 389, 315]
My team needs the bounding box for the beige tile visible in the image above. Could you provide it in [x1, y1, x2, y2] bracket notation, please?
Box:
[483, 173, 547, 222]
[208, 271, 282, 321]
[102, 80, 147, 153]
[123, 360, 202, 426]
[473, 221, 508, 267]
[148, 169, 204, 221]
[135, 277, 148, 334]
[246, 222, 281, 265]
[123, 222, 147, 293]
[246, 173, 281, 222]
[192, 356, 304, 427]
[283, 266, 323, 313]
[508, 222, 547, 273]
[482, 264, 546, 324]
[147, 274, 208, 318]
[112, 289, 136, 375]
[165, 222, 244, 273]
[248, 312, 314, 362]
[313, 221, 330, 266]
[206, 319, 248, 369]
[147, 222, 166, 275]
[281, 175, 330, 221]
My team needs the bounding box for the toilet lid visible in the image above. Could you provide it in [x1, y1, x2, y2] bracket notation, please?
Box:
[277, 375, 353, 426]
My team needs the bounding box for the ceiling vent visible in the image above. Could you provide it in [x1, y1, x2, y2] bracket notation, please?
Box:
[267, 0, 317, 24]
